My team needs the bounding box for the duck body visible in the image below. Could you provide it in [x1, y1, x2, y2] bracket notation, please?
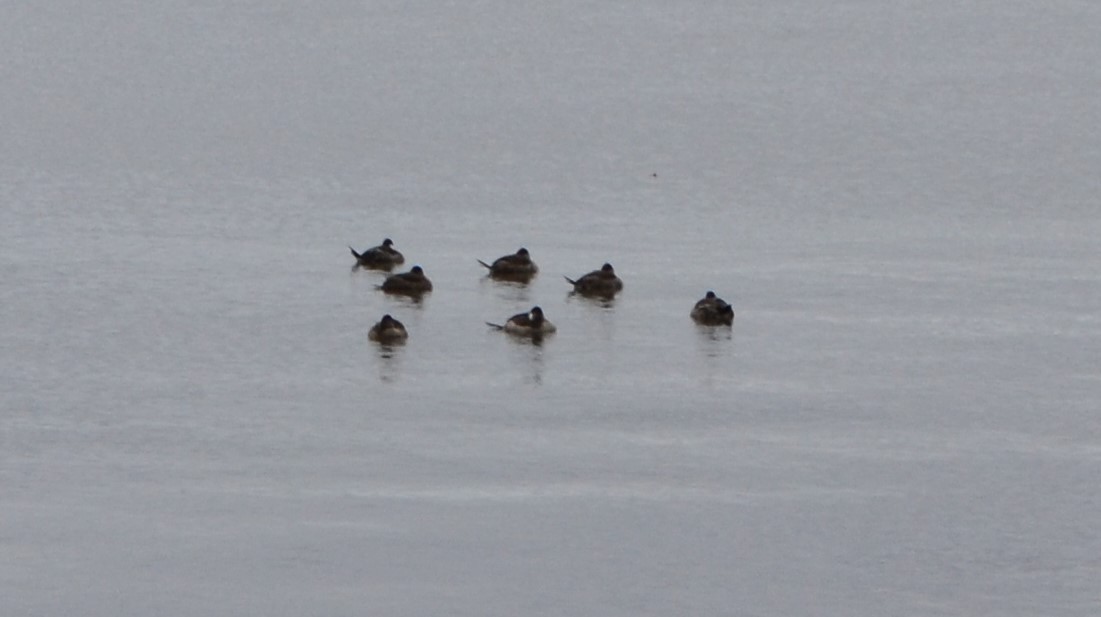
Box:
[381, 265, 433, 296]
[350, 238, 405, 270]
[368, 314, 409, 342]
[690, 291, 734, 326]
[565, 263, 623, 298]
[478, 247, 538, 280]
[487, 306, 557, 337]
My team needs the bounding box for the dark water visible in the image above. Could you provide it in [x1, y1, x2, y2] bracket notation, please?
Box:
[4, 2, 1101, 615]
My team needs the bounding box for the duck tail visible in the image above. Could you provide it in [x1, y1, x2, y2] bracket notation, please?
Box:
[477, 259, 493, 270]
[485, 322, 505, 330]
[563, 275, 577, 286]
[349, 246, 362, 259]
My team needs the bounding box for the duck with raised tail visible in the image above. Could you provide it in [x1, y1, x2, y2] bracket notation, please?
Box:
[564, 263, 623, 298]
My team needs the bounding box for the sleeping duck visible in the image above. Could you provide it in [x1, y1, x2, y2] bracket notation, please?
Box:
[350, 238, 405, 270]
[477, 247, 538, 281]
[380, 265, 433, 296]
[564, 263, 623, 298]
[690, 291, 734, 326]
[368, 314, 409, 342]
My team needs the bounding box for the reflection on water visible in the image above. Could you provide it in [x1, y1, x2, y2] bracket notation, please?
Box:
[480, 320, 552, 385]
[694, 323, 735, 388]
[506, 334, 546, 385]
[350, 262, 396, 274]
[381, 291, 429, 309]
[381, 290, 431, 304]
[480, 271, 537, 285]
[695, 323, 733, 357]
[481, 276, 532, 304]
[350, 266, 390, 278]
[565, 291, 616, 310]
[506, 332, 550, 348]
[373, 340, 404, 383]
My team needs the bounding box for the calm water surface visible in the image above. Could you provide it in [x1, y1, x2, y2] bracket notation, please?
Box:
[3, 2, 1101, 616]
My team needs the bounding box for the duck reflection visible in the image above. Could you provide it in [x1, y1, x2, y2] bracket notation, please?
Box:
[695, 321, 733, 359]
[382, 291, 429, 309]
[507, 335, 546, 385]
[484, 310, 550, 384]
[373, 340, 404, 382]
[565, 290, 616, 310]
[480, 276, 532, 305]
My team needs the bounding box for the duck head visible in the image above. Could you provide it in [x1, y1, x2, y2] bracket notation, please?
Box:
[529, 306, 545, 325]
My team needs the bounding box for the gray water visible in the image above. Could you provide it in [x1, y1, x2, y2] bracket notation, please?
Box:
[4, 2, 1101, 615]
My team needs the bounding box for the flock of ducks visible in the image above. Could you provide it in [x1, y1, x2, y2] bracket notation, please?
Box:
[350, 238, 735, 344]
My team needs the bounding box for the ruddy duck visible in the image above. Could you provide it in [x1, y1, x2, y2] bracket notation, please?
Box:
[690, 291, 734, 326]
[368, 314, 409, 342]
[380, 265, 433, 296]
[477, 247, 538, 280]
[486, 306, 557, 337]
[565, 263, 623, 298]
[350, 238, 405, 270]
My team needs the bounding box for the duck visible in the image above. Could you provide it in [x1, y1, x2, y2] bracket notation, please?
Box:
[690, 291, 734, 326]
[564, 263, 623, 298]
[350, 238, 405, 270]
[477, 247, 538, 280]
[380, 265, 433, 296]
[486, 306, 557, 337]
[368, 314, 409, 342]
